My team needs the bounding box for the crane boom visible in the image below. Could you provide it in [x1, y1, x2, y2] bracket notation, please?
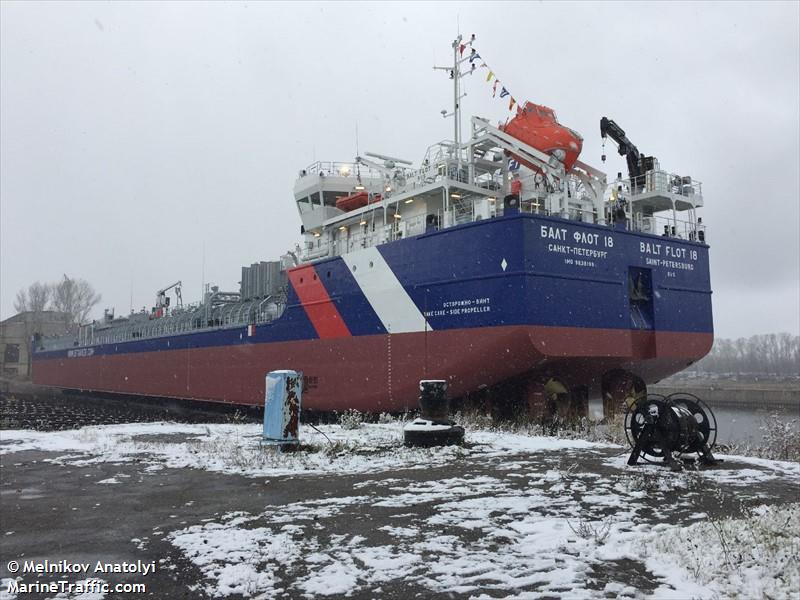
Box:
[600, 117, 656, 182]
[155, 281, 182, 311]
[355, 155, 393, 175]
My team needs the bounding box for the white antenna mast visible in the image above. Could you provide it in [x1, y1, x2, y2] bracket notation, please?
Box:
[355, 122, 363, 184]
[201, 241, 206, 300]
[433, 33, 475, 169]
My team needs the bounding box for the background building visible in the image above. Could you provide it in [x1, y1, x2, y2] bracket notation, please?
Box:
[0, 311, 73, 379]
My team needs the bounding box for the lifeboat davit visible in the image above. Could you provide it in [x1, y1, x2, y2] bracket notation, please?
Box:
[501, 102, 583, 173]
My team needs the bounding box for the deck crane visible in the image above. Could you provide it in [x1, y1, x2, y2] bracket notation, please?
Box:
[358, 151, 413, 170]
[600, 117, 657, 183]
[155, 281, 182, 313]
[355, 152, 414, 192]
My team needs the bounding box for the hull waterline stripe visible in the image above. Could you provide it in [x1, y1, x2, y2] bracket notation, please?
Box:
[342, 246, 432, 334]
[287, 266, 351, 339]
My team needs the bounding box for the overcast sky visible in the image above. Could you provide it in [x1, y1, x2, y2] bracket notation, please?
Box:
[1, 1, 798, 339]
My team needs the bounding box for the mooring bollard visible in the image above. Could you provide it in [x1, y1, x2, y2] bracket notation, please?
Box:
[404, 380, 465, 447]
[263, 370, 302, 450]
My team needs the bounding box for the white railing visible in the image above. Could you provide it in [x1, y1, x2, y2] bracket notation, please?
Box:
[633, 213, 707, 241]
[628, 170, 702, 200]
[302, 242, 331, 261]
[401, 214, 427, 237]
[302, 161, 360, 178]
[38, 295, 290, 353]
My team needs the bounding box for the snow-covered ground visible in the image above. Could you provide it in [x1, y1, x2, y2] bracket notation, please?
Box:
[0, 421, 611, 477]
[2, 421, 799, 599]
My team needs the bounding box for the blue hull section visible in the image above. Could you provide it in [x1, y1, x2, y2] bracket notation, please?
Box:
[35, 213, 712, 362]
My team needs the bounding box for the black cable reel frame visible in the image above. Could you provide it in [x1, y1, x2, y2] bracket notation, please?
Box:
[624, 392, 720, 471]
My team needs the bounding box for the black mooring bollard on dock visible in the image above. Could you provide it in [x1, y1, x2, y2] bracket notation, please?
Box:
[403, 380, 465, 447]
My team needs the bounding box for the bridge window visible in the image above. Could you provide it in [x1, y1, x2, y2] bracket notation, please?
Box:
[323, 191, 342, 207]
[297, 196, 312, 214]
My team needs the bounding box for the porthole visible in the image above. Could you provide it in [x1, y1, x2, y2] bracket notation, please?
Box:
[300, 277, 304, 283]
[369, 261, 374, 268]
[327, 271, 331, 278]
[313, 274, 317, 281]
[352, 265, 357, 272]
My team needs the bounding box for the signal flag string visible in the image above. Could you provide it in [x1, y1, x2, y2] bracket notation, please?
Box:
[461, 37, 520, 113]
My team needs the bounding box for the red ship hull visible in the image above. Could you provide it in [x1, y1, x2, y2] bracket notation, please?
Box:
[32, 325, 712, 412]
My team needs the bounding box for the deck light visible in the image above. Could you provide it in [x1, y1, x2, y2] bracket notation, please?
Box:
[405, 198, 414, 204]
[450, 192, 461, 199]
[393, 213, 402, 219]
[339, 226, 347, 231]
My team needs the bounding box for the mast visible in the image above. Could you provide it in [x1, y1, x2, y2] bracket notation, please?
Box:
[435, 34, 472, 168]
[452, 35, 461, 162]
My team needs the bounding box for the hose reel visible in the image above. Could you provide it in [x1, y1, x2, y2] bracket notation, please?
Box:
[625, 392, 720, 470]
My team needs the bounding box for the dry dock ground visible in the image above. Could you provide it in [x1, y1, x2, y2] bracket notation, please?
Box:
[1, 391, 798, 600]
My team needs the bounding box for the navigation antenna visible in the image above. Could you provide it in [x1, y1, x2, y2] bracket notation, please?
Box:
[434, 34, 476, 169]
[355, 122, 361, 181]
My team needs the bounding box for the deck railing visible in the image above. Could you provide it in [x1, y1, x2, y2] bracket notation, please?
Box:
[628, 170, 702, 199]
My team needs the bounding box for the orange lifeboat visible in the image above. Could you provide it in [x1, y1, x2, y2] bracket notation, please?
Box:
[500, 102, 583, 173]
[336, 191, 369, 212]
[336, 191, 381, 212]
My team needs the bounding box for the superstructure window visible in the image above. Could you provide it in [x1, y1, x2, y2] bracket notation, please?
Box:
[297, 196, 312, 214]
[297, 192, 322, 214]
[323, 191, 342, 207]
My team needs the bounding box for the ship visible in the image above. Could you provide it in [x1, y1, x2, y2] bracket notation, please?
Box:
[31, 36, 712, 418]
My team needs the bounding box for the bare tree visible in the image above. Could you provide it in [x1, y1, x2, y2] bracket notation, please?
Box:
[14, 281, 52, 314]
[13, 288, 28, 313]
[12, 281, 55, 378]
[695, 333, 800, 376]
[51, 275, 101, 326]
[29, 281, 51, 312]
